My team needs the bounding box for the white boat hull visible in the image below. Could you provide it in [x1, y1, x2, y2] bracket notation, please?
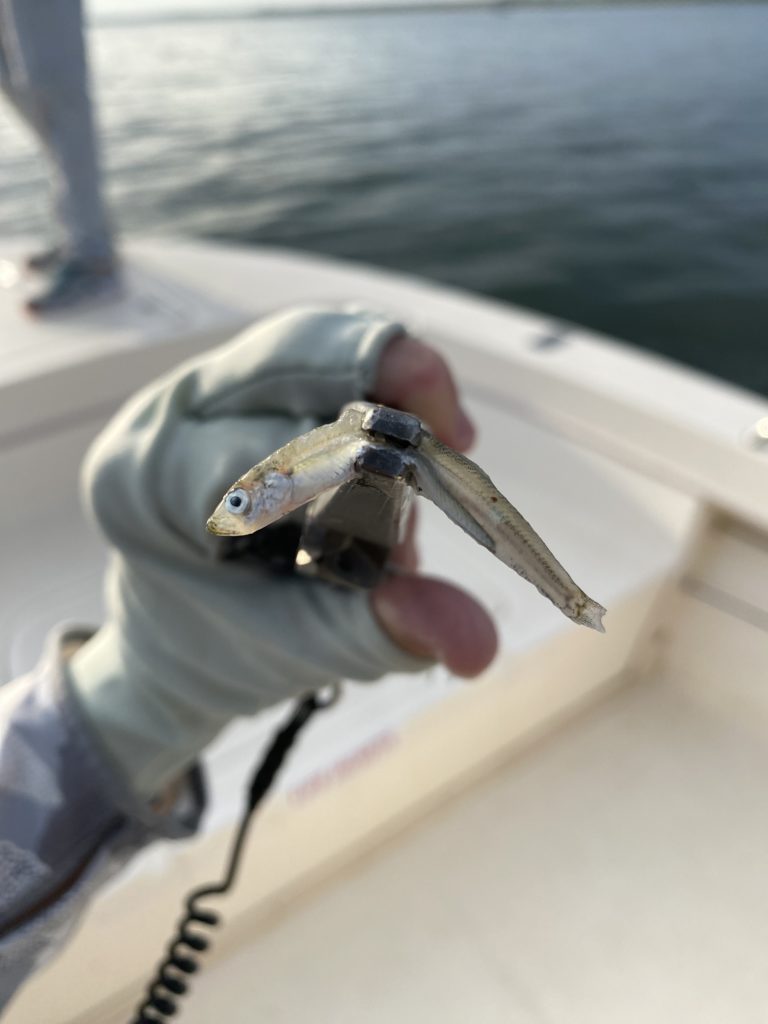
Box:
[2, 237, 767, 1023]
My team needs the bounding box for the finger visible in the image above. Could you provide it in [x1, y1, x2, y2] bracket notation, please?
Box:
[371, 574, 498, 678]
[190, 309, 405, 420]
[389, 505, 419, 572]
[372, 335, 476, 452]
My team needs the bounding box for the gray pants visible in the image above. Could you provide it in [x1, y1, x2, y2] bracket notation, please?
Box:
[0, 0, 113, 263]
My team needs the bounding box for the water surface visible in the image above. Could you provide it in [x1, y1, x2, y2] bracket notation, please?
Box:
[1, 3, 766, 392]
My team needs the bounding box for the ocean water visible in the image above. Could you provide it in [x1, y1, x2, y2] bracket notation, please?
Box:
[1, 3, 766, 393]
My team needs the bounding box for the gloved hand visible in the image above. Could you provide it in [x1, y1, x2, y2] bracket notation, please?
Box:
[68, 307, 497, 801]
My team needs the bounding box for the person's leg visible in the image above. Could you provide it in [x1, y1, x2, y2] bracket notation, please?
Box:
[0, 18, 12, 98]
[0, 4, 35, 122]
[3, 0, 115, 266]
[1, 8, 66, 269]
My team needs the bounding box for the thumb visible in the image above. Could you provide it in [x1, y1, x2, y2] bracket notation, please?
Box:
[371, 575, 498, 679]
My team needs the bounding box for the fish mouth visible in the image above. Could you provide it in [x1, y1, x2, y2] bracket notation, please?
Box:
[206, 514, 233, 536]
[206, 516, 222, 535]
[206, 510, 256, 537]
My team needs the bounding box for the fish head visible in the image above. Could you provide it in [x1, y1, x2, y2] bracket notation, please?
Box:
[206, 466, 294, 536]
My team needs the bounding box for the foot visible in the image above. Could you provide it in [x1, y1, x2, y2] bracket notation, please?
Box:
[25, 246, 66, 274]
[25, 259, 121, 316]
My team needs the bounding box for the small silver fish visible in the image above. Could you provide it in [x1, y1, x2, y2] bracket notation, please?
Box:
[207, 411, 367, 536]
[207, 404, 606, 632]
[405, 434, 606, 631]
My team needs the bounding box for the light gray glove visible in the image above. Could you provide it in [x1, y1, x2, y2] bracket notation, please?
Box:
[68, 307, 430, 801]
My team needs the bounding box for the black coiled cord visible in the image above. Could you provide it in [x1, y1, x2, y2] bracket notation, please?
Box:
[130, 689, 337, 1023]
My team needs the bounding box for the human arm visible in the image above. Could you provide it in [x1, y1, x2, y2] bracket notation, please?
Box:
[0, 307, 496, 1009]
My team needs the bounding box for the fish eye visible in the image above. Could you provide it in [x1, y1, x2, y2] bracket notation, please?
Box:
[224, 488, 250, 515]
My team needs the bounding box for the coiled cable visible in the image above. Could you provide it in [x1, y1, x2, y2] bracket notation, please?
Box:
[130, 686, 340, 1023]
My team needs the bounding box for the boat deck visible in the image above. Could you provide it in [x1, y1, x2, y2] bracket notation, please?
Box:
[180, 666, 768, 1024]
[2, 237, 767, 1023]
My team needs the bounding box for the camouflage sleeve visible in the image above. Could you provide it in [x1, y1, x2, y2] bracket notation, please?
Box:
[0, 629, 205, 1012]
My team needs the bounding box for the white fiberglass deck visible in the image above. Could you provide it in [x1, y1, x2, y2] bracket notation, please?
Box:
[178, 666, 768, 1024]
